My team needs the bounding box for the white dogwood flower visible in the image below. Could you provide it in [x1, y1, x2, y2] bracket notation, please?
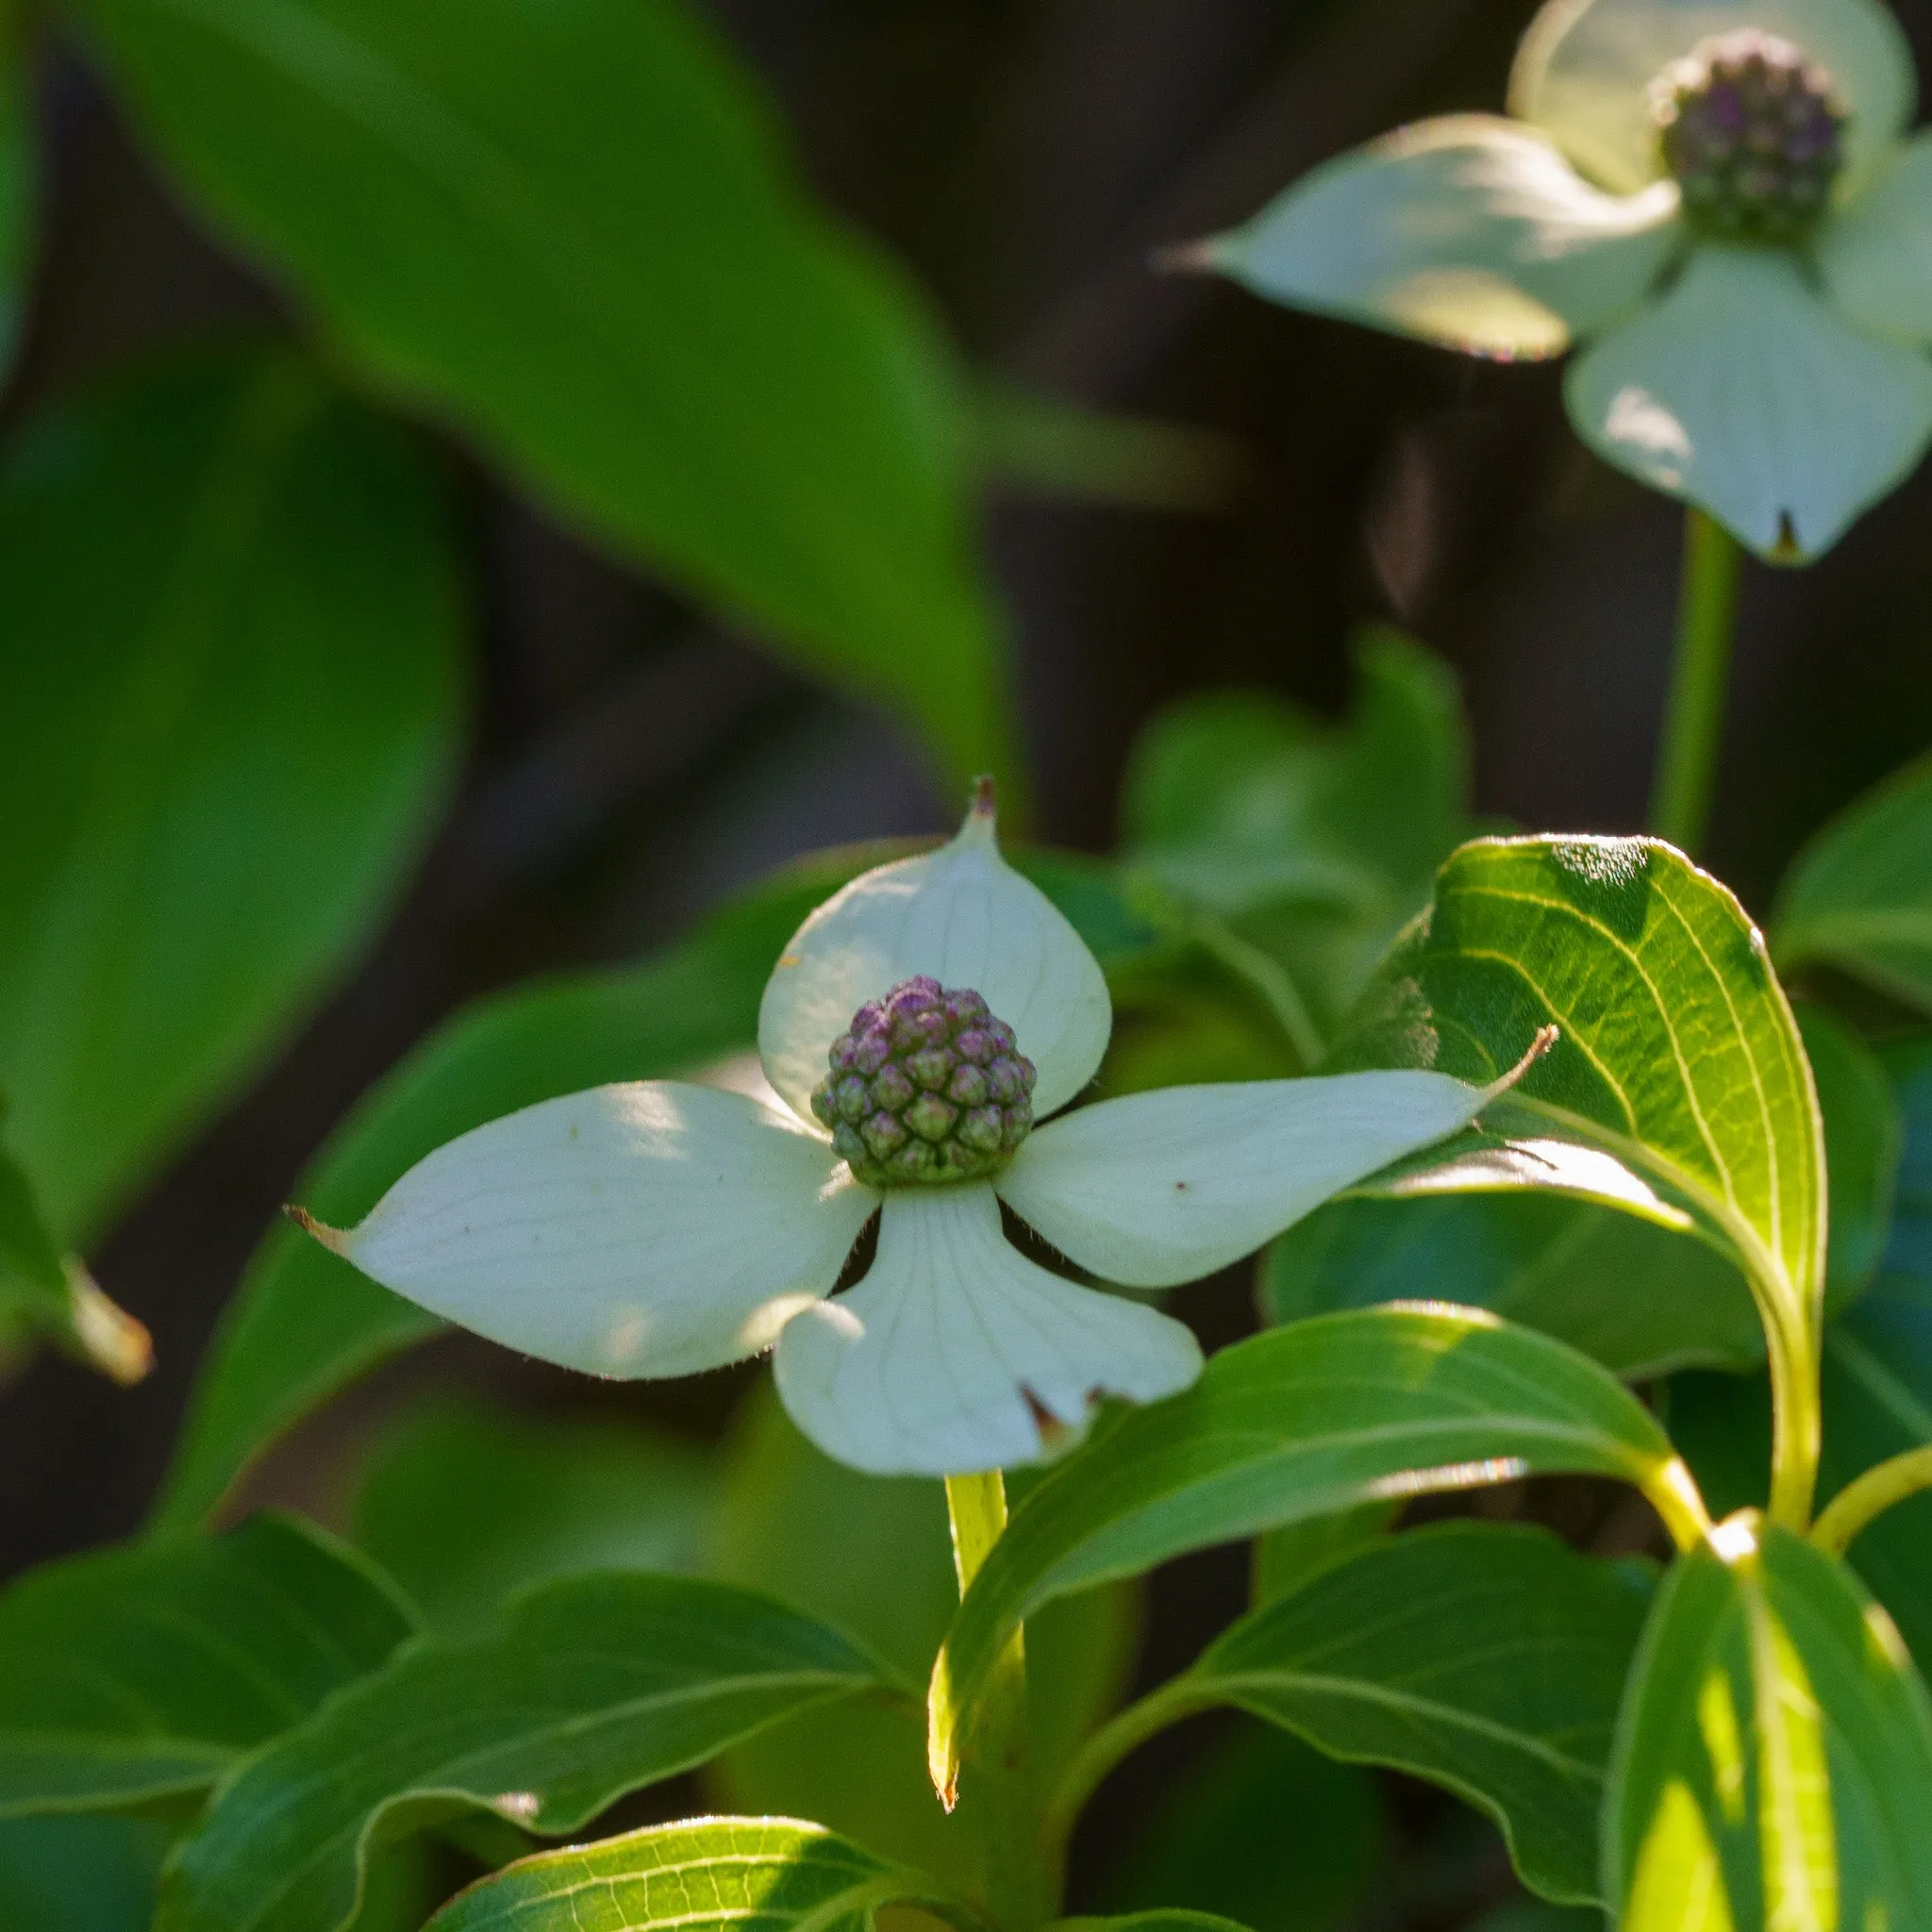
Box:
[1183, 0, 1932, 561]
[296, 785, 1532, 1477]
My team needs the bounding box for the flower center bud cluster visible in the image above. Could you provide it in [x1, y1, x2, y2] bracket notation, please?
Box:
[810, 976, 1037, 1188]
[1652, 30, 1845, 242]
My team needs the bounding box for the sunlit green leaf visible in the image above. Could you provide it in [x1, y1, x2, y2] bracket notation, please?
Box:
[1606, 1519, 1932, 1930]
[1095, 1724, 1384, 1932]
[75, 0, 1018, 795]
[1059, 1916, 1259, 1932]
[0, 1513, 415, 1817]
[1180, 1524, 1653, 1904]
[929, 1306, 1699, 1804]
[705, 1386, 1137, 1897]
[1334, 837, 1825, 1367]
[421, 1818, 949, 1932]
[1261, 1189, 1759, 1378]
[1262, 999, 1890, 1377]
[1774, 749, 1932, 1016]
[0, 347, 465, 1242]
[158, 1574, 894, 1932]
[353, 1395, 714, 1638]
[150, 842, 1155, 1535]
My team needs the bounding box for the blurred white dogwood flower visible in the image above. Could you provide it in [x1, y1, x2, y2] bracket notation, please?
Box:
[1183, 0, 1932, 562]
[296, 784, 1534, 1477]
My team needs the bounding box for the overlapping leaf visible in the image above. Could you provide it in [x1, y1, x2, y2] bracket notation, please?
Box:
[158, 1574, 893, 1932]
[1606, 1520, 1932, 1930]
[1335, 838, 1826, 1356]
[0, 1514, 415, 1816]
[1175, 1524, 1653, 1904]
[421, 1819, 946, 1932]
[152, 845, 1158, 1533]
[1774, 750, 1932, 1015]
[928, 1306, 1701, 1803]
[0, 347, 464, 1242]
[75, 0, 1017, 795]
[1262, 1000, 1892, 1377]
[706, 1387, 1138, 1896]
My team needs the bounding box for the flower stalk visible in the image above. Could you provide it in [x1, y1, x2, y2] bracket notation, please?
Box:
[1650, 508, 1744, 858]
[945, 1472, 1051, 1932]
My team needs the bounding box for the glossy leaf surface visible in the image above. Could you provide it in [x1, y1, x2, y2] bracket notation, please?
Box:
[1774, 750, 1932, 1015]
[0, 1514, 415, 1816]
[152, 845, 1156, 1533]
[0, 349, 464, 1241]
[1335, 838, 1825, 1346]
[422, 1819, 939, 1932]
[1607, 1520, 1932, 1930]
[78, 0, 1014, 794]
[353, 1396, 714, 1637]
[706, 1387, 1137, 1894]
[1263, 999, 1891, 1376]
[1185, 1524, 1653, 1904]
[158, 1574, 891, 1932]
[929, 1306, 1696, 1802]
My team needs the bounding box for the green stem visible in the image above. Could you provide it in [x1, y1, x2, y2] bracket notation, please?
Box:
[1649, 508, 1744, 857]
[1809, 1445, 1932, 1556]
[1041, 1679, 1215, 1900]
[1765, 1310, 1822, 1534]
[944, 1473, 1050, 1932]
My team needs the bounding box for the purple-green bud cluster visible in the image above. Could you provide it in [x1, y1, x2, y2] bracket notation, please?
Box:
[1653, 30, 1844, 242]
[811, 976, 1037, 1188]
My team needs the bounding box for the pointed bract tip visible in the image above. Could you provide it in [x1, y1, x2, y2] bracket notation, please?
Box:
[1485, 1024, 1558, 1103]
[1149, 237, 1219, 276]
[284, 1202, 351, 1257]
[969, 774, 997, 819]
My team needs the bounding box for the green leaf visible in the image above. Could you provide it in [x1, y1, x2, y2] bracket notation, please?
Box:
[0, 1119, 151, 1382]
[928, 1306, 1700, 1804]
[0, 1513, 416, 1817]
[0, 346, 465, 1241]
[1180, 1524, 1653, 1905]
[1605, 1519, 1932, 1929]
[1058, 1917, 1259, 1932]
[158, 1574, 894, 1932]
[1334, 837, 1826, 1393]
[1774, 749, 1932, 1015]
[150, 842, 1155, 1534]
[0, 17, 36, 380]
[1094, 1724, 1384, 1932]
[1260, 1000, 1890, 1377]
[0, 1815, 175, 1932]
[420, 1818, 947, 1932]
[1261, 1190, 1761, 1379]
[75, 0, 1016, 797]
[353, 1395, 714, 1638]
[704, 1386, 1138, 1898]
[1122, 633, 1475, 1037]
[1798, 1001, 1900, 1313]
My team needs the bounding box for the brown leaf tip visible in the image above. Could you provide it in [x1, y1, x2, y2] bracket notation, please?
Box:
[969, 774, 997, 820]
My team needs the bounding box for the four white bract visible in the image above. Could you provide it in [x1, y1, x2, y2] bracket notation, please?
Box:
[1188, 0, 1932, 562]
[303, 787, 1515, 1476]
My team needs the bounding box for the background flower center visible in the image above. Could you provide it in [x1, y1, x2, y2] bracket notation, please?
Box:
[810, 975, 1038, 1187]
[1651, 28, 1845, 242]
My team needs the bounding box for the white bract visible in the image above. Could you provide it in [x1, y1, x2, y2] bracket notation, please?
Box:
[1188, 0, 1932, 562]
[300, 788, 1524, 1477]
